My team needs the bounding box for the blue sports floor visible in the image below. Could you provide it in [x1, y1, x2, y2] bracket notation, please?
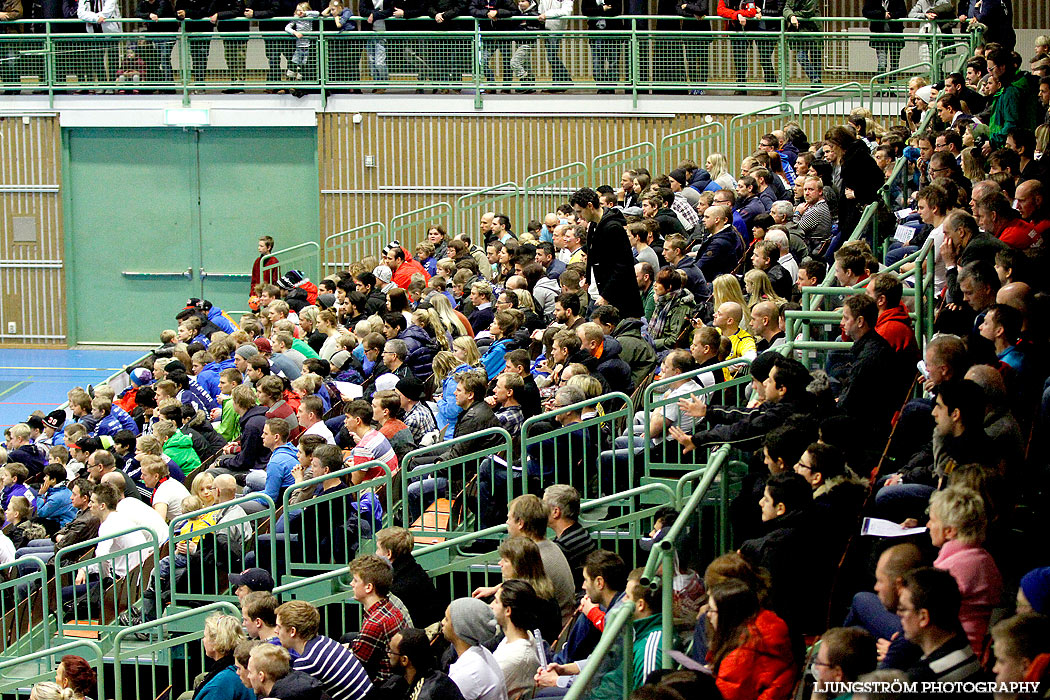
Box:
[0, 348, 150, 430]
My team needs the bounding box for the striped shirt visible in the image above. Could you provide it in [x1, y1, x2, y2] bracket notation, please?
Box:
[794, 199, 833, 246]
[294, 635, 373, 700]
[352, 598, 407, 682]
[553, 522, 596, 588]
[352, 429, 398, 481]
[671, 193, 700, 230]
[909, 634, 983, 684]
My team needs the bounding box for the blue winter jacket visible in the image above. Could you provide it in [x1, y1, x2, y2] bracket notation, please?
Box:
[36, 484, 77, 527]
[207, 306, 236, 334]
[437, 363, 470, 439]
[112, 405, 140, 434]
[194, 664, 254, 700]
[480, 338, 512, 380]
[197, 362, 222, 399]
[94, 413, 127, 438]
[262, 442, 299, 502]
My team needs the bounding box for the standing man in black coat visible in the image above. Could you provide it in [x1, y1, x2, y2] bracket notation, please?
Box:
[862, 0, 907, 78]
[838, 293, 901, 440]
[570, 187, 644, 319]
[823, 125, 884, 241]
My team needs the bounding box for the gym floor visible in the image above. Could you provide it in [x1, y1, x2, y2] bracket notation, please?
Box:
[0, 348, 150, 431]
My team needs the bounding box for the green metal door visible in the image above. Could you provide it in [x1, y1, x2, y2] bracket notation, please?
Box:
[65, 127, 319, 343]
[197, 128, 319, 317]
[66, 128, 201, 344]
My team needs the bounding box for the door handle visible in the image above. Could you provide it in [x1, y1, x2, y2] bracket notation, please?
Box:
[200, 269, 250, 280]
[122, 268, 193, 280]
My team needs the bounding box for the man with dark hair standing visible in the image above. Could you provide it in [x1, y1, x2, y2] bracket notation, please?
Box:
[570, 187, 644, 319]
[839, 293, 899, 435]
[251, 236, 279, 299]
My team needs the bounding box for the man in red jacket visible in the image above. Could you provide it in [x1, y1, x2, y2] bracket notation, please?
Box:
[382, 245, 429, 290]
[251, 236, 279, 298]
[867, 273, 919, 373]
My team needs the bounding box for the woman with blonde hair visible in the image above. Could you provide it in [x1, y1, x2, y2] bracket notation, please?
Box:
[433, 350, 469, 439]
[960, 147, 986, 182]
[195, 612, 252, 700]
[712, 274, 748, 311]
[451, 336, 481, 368]
[413, 308, 451, 351]
[705, 153, 735, 190]
[744, 269, 784, 309]
[29, 682, 75, 700]
[429, 293, 471, 339]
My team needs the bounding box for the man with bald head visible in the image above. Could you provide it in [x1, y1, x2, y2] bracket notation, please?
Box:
[479, 212, 495, 246]
[1015, 180, 1050, 240]
[712, 301, 757, 363]
[749, 301, 784, 352]
[695, 204, 743, 280]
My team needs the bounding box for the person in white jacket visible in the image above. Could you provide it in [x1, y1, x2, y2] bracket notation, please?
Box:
[908, 0, 954, 64]
[536, 0, 572, 85]
[78, 0, 121, 84]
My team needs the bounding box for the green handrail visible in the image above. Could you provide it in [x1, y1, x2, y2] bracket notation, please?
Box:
[260, 241, 321, 286]
[323, 221, 387, 271]
[658, 122, 726, 172]
[523, 162, 588, 217]
[389, 202, 453, 253]
[0, 639, 105, 698]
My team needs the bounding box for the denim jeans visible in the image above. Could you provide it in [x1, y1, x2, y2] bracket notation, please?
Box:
[367, 37, 389, 82]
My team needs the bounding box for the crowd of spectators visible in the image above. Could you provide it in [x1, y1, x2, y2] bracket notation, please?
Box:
[4, 32, 1050, 700]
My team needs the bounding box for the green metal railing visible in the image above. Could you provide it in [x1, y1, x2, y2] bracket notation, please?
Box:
[0, 640, 105, 698]
[727, 102, 795, 168]
[642, 357, 752, 471]
[399, 426, 514, 537]
[0, 17, 977, 108]
[658, 122, 726, 174]
[112, 601, 242, 700]
[562, 444, 732, 700]
[523, 162, 588, 221]
[455, 182, 520, 240]
[52, 525, 161, 638]
[519, 391, 634, 502]
[166, 492, 276, 610]
[280, 460, 392, 577]
[260, 240, 321, 284]
[389, 201, 453, 253]
[0, 558, 51, 657]
[591, 142, 656, 193]
[323, 221, 387, 272]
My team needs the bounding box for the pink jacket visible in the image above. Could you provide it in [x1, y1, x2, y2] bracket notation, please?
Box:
[935, 539, 1002, 654]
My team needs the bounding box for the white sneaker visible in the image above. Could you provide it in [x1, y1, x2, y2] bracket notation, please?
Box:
[285, 69, 296, 79]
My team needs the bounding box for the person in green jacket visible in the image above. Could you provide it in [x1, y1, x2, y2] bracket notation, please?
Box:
[594, 307, 658, 391]
[156, 420, 202, 475]
[986, 44, 1041, 149]
[783, 0, 822, 83]
[216, 368, 243, 443]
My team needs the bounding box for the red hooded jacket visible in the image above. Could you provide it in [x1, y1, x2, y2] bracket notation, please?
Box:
[392, 257, 430, 290]
[875, 303, 919, 366]
[709, 609, 797, 700]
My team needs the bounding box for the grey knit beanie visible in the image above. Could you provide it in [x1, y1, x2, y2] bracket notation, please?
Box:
[449, 598, 497, 646]
[235, 344, 259, 360]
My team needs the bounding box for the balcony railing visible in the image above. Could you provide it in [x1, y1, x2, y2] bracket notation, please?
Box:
[0, 17, 978, 106]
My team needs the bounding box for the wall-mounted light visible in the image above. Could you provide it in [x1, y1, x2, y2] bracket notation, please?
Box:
[164, 108, 210, 127]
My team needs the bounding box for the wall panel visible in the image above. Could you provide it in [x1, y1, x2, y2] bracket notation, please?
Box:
[318, 110, 839, 255]
[0, 115, 65, 346]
